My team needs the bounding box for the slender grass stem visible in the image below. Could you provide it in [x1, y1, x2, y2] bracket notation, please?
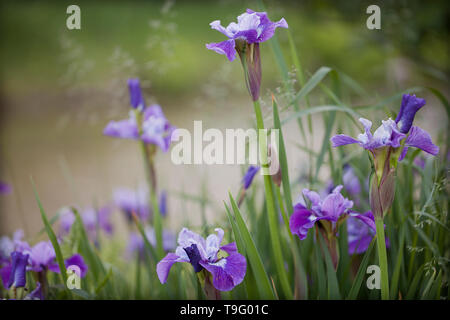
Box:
[375, 217, 389, 300]
[136, 109, 164, 260]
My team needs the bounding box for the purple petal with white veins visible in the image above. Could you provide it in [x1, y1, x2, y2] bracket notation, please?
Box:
[330, 134, 360, 147]
[206, 39, 237, 61]
[404, 126, 439, 157]
[200, 253, 246, 291]
[156, 252, 183, 284]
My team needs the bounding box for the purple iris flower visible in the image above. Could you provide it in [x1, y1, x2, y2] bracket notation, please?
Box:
[6, 251, 29, 288]
[128, 78, 145, 109]
[126, 228, 176, 259]
[242, 165, 260, 190]
[289, 185, 374, 240]
[114, 187, 150, 222]
[0, 181, 12, 195]
[331, 118, 406, 151]
[104, 104, 175, 152]
[206, 9, 288, 62]
[331, 95, 439, 161]
[157, 228, 246, 291]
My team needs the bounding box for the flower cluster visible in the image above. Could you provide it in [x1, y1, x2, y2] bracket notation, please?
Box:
[0, 231, 87, 298]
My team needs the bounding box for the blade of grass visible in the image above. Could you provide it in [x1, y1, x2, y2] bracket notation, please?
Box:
[31, 178, 69, 288]
[227, 193, 275, 299]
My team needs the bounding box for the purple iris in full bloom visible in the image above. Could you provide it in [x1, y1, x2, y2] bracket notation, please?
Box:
[206, 9, 288, 62]
[289, 185, 374, 240]
[157, 228, 246, 291]
[103, 79, 176, 152]
[242, 165, 260, 190]
[331, 94, 439, 161]
[206, 9, 288, 101]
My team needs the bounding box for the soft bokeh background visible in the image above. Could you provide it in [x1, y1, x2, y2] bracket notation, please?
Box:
[1, 0, 448, 236]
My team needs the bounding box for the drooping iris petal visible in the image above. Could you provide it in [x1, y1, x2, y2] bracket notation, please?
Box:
[7, 251, 29, 288]
[103, 116, 139, 140]
[289, 205, 316, 240]
[200, 253, 247, 291]
[403, 126, 439, 158]
[128, 78, 145, 109]
[396, 94, 426, 134]
[206, 39, 237, 62]
[65, 254, 88, 278]
[330, 134, 361, 147]
[242, 165, 260, 190]
[156, 252, 185, 284]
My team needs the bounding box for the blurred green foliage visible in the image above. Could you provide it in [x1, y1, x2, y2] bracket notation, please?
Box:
[0, 0, 448, 98]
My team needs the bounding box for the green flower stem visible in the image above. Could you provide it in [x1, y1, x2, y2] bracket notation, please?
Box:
[136, 109, 164, 260]
[253, 100, 293, 299]
[375, 217, 389, 300]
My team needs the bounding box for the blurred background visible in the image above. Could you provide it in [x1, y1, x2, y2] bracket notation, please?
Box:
[0, 0, 448, 236]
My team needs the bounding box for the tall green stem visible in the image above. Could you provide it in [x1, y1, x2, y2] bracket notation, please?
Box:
[136, 109, 164, 260]
[253, 100, 293, 299]
[375, 217, 389, 300]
